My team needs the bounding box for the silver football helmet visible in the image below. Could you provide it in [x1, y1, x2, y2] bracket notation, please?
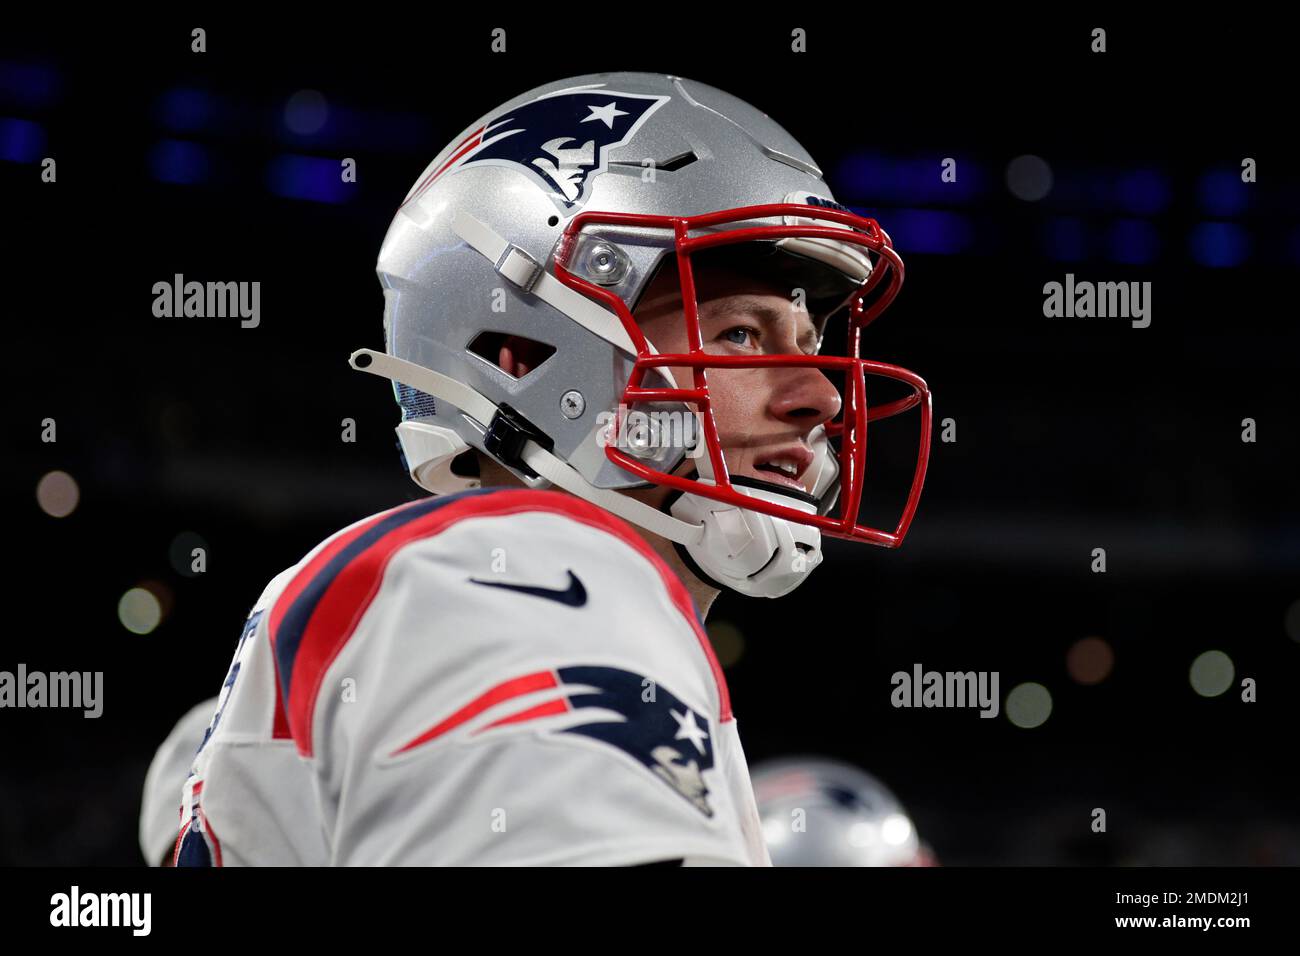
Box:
[751, 756, 934, 866]
[353, 72, 930, 598]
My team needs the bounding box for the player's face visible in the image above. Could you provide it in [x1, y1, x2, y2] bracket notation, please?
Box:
[631, 257, 842, 495]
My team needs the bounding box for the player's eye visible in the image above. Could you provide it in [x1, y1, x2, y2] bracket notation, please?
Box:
[721, 326, 759, 347]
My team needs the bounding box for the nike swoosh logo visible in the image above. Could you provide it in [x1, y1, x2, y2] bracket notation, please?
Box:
[468, 570, 588, 607]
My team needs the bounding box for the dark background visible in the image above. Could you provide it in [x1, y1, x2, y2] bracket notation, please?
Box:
[3, 15, 1296, 865]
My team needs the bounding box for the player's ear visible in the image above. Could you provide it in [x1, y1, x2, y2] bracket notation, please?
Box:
[467, 332, 555, 379]
[497, 339, 528, 378]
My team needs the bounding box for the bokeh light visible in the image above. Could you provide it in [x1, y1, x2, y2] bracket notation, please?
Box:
[1006, 154, 1053, 201]
[1189, 650, 1234, 697]
[1189, 222, 1251, 268]
[138, 579, 175, 624]
[848, 821, 879, 847]
[1066, 636, 1114, 685]
[284, 89, 328, 135]
[1283, 599, 1300, 643]
[118, 587, 163, 635]
[1006, 682, 1053, 728]
[708, 620, 745, 668]
[881, 813, 914, 846]
[169, 531, 210, 578]
[36, 470, 79, 518]
[762, 818, 791, 847]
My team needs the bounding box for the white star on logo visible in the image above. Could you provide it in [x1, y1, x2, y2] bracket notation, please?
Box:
[581, 101, 629, 130]
[671, 708, 709, 755]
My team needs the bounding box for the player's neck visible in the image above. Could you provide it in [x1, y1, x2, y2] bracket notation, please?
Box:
[628, 526, 720, 621]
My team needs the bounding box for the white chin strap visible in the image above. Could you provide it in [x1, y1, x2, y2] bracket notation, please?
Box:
[351, 349, 702, 546]
[350, 348, 826, 598]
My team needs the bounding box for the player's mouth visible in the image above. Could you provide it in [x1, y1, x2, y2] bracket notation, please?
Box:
[747, 445, 815, 494]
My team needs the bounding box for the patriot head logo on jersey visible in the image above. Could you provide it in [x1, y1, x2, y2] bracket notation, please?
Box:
[407, 88, 670, 210]
[388, 664, 717, 817]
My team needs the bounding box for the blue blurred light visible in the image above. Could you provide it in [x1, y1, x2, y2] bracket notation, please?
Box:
[901, 157, 983, 203]
[1106, 219, 1160, 265]
[1115, 169, 1172, 215]
[1044, 217, 1087, 261]
[148, 140, 211, 184]
[0, 61, 61, 108]
[874, 208, 973, 254]
[283, 90, 329, 136]
[1197, 169, 1250, 216]
[1288, 226, 1300, 265]
[1189, 222, 1251, 267]
[286, 102, 349, 142]
[837, 152, 896, 196]
[0, 117, 46, 162]
[157, 87, 217, 132]
[835, 153, 982, 205]
[270, 103, 432, 149]
[266, 154, 352, 203]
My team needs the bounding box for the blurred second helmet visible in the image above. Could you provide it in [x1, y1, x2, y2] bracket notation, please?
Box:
[750, 755, 936, 866]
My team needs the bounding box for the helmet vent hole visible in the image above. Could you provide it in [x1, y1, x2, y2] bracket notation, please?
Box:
[467, 331, 557, 380]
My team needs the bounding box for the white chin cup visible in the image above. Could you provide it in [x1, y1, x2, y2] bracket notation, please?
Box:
[397, 420, 484, 495]
[668, 481, 824, 599]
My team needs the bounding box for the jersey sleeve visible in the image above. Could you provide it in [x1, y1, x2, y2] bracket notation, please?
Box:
[176, 564, 333, 867]
[273, 490, 750, 865]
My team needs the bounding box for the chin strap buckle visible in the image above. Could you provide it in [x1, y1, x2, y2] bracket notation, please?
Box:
[483, 403, 554, 479]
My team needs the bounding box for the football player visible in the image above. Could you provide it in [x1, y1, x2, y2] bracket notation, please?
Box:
[175, 72, 930, 866]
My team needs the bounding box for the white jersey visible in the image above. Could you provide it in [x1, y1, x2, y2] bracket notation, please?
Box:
[175, 487, 771, 866]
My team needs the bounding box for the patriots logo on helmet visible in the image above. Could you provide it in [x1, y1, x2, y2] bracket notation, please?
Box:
[388, 664, 716, 816]
[409, 88, 670, 211]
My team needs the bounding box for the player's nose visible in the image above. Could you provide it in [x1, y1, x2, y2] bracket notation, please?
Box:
[766, 365, 842, 432]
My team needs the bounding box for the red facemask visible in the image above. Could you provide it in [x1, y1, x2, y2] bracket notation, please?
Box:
[553, 202, 932, 547]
